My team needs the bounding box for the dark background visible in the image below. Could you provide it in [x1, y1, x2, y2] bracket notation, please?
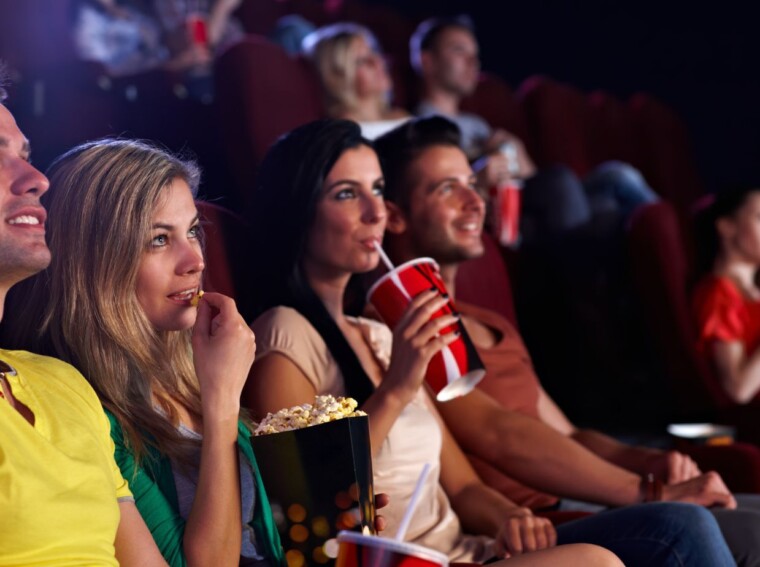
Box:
[2, 0, 759, 192]
[372, 0, 760, 193]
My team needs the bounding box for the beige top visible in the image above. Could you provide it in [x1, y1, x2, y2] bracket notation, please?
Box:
[252, 306, 495, 562]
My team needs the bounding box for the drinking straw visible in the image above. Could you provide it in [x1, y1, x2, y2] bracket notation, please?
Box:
[394, 463, 432, 541]
[373, 241, 395, 272]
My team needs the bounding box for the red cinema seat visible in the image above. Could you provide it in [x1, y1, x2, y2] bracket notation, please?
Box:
[461, 72, 531, 144]
[518, 76, 592, 177]
[627, 201, 718, 417]
[629, 94, 706, 213]
[586, 90, 637, 168]
[235, 0, 293, 35]
[215, 36, 323, 205]
[455, 232, 518, 327]
[197, 201, 247, 300]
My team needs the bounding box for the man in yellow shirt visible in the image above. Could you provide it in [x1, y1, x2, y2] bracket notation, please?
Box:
[0, 65, 167, 566]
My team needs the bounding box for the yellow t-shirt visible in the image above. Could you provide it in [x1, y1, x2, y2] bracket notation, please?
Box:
[0, 349, 132, 566]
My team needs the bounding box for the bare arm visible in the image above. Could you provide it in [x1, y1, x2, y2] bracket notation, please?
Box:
[439, 388, 736, 507]
[244, 352, 415, 456]
[244, 291, 458, 455]
[437, 388, 642, 506]
[115, 501, 169, 566]
[206, 0, 242, 46]
[536, 388, 696, 482]
[243, 351, 318, 420]
[568, 428, 702, 483]
[183, 293, 254, 566]
[436, 405, 555, 557]
[712, 339, 760, 403]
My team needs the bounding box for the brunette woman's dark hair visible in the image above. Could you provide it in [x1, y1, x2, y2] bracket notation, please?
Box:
[246, 118, 376, 404]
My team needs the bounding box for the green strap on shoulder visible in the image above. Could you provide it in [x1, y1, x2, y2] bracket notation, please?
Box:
[108, 411, 285, 566]
[237, 422, 287, 567]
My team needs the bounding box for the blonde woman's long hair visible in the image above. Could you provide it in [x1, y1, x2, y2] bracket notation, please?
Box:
[303, 22, 385, 118]
[11, 139, 203, 466]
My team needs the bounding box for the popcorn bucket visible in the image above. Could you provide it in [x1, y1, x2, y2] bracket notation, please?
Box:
[251, 416, 375, 564]
[366, 258, 485, 401]
[335, 531, 449, 567]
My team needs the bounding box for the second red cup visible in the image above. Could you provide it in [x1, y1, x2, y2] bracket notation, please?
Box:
[335, 531, 449, 567]
[366, 258, 485, 401]
[490, 181, 521, 247]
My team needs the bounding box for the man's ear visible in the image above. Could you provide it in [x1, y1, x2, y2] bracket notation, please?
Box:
[420, 51, 435, 78]
[385, 200, 408, 234]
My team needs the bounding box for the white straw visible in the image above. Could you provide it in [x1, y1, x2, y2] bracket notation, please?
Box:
[373, 240, 395, 272]
[394, 463, 432, 541]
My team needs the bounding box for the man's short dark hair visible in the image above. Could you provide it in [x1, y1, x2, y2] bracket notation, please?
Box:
[409, 14, 475, 73]
[0, 61, 9, 104]
[374, 116, 462, 211]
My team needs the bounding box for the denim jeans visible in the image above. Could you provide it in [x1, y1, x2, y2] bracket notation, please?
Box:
[521, 162, 658, 242]
[560, 495, 760, 566]
[556, 502, 734, 566]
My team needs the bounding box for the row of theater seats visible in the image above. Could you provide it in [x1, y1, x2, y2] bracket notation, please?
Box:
[0, 0, 706, 219]
[196, 200, 760, 494]
[214, 33, 706, 217]
[232, 0, 704, 220]
[463, 75, 705, 216]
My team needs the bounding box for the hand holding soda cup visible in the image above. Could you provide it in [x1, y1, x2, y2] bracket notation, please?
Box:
[367, 246, 485, 401]
[473, 143, 522, 248]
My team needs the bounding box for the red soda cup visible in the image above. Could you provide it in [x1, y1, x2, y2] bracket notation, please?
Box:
[186, 13, 209, 46]
[490, 181, 522, 247]
[335, 531, 449, 567]
[366, 258, 485, 401]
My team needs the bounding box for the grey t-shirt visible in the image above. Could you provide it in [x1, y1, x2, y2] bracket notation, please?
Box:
[416, 101, 492, 161]
[173, 424, 268, 565]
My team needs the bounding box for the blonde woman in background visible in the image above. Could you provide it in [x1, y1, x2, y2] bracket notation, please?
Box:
[303, 22, 410, 139]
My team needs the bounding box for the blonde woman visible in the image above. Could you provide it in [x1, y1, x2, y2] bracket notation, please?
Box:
[302, 22, 410, 139]
[5, 139, 285, 567]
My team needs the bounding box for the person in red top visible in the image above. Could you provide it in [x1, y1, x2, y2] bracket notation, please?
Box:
[693, 185, 760, 406]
